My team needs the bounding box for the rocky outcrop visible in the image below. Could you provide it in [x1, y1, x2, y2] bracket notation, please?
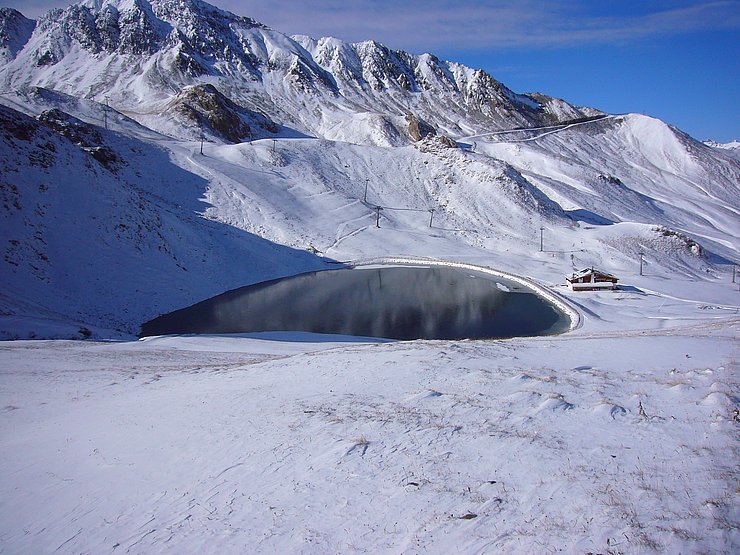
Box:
[37, 109, 123, 171]
[169, 83, 278, 142]
[405, 114, 436, 142]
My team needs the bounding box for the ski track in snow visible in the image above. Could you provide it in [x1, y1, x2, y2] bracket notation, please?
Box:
[458, 115, 615, 143]
[326, 219, 373, 254]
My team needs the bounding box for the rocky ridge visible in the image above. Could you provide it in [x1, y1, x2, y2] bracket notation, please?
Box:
[0, 0, 599, 146]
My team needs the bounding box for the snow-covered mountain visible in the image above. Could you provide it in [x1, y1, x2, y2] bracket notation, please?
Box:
[704, 139, 740, 161]
[0, 0, 738, 339]
[0, 0, 599, 145]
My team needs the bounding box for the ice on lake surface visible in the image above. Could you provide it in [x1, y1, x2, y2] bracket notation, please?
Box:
[141, 266, 571, 340]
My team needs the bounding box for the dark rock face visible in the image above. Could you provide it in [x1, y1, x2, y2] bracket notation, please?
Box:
[37, 109, 123, 171]
[0, 8, 36, 64]
[406, 114, 436, 142]
[0, 102, 39, 141]
[38, 108, 103, 146]
[170, 83, 278, 142]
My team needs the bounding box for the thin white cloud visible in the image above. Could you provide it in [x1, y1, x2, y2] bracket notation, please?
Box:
[224, 0, 740, 52]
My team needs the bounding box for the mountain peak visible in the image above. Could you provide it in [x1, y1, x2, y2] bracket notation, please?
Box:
[0, 7, 36, 64]
[1, 0, 601, 146]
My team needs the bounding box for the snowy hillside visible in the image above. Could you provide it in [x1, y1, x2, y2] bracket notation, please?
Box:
[1, 325, 738, 554]
[0, 7, 35, 64]
[705, 139, 740, 160]
[0, 101, 329, 338]
[1, 83, 737, 339]
[475, 114, 739, 262]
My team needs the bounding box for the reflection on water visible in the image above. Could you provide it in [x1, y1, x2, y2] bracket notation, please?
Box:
[141, 266, 571, 340]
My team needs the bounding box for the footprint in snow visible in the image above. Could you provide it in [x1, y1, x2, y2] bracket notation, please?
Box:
[404, 389, 444, 403]
[591, 402, 628, 419]
[536, 395, 575, 412]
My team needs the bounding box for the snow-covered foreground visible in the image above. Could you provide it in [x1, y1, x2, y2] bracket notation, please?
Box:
[1, 320, 738, 553]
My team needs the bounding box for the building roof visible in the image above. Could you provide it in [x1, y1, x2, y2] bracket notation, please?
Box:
[566, 267, 619, 281]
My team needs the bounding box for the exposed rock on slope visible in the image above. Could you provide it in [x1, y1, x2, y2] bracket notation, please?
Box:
[405, 113, 437, 142]
[166, 83, 278, 142]
[38, 108, 124, 170]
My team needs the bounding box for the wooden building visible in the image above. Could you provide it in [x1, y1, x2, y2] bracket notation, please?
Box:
[566, 268, 619, 291]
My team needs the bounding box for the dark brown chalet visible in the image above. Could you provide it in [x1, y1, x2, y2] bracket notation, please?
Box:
[566, 268, 619, 291]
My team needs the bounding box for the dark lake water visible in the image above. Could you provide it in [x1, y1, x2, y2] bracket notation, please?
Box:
[141, 266, 571, 340]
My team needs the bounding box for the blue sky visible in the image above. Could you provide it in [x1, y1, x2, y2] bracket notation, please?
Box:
[8, 0, 739, 141]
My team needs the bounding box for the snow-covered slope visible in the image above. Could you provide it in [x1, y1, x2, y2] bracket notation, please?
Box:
[1, 325, 738, 553]
[476, 114, 739, 263]
[0, 102, 329, 338]
[1, 90, 737, 339]
[0, 8, 35, 64]
[705, 139, 740, 161]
